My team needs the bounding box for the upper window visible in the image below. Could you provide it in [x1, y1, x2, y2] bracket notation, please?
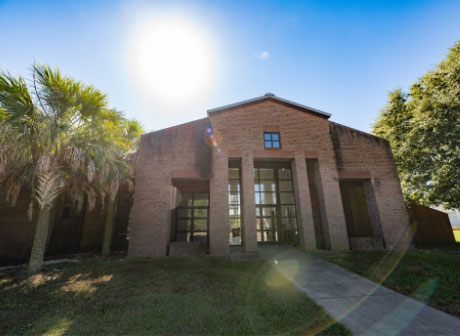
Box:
[264, 132, 281, 149]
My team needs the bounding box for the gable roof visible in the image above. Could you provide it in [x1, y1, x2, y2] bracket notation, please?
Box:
[207, 93, 332, 119]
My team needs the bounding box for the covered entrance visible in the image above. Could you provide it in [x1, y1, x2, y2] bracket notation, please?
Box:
[170, 180, 210, 256]
[254, 161, 298, 244]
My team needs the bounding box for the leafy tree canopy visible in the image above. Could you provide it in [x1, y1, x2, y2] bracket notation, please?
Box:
[0, 63, 143, 273]
[373, 41, 460, 210]
[0, 63, 143, 214]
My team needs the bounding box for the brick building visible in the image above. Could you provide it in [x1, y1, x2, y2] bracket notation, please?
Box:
[128, 94, 411, 257]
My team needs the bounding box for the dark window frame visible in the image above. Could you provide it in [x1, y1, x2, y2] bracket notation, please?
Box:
[173, 192, 210, 243]
[254, 167, 298, 244]
[263, 132, 281, 149]
[228, 166, 242, 246]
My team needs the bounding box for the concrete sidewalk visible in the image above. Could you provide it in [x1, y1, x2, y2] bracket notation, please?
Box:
[258, 245, 460, 336]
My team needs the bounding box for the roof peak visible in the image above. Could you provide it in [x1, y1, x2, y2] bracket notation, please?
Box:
[207, 94, 331, 119]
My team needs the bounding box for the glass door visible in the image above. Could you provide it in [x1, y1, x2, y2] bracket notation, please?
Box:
[254, 165, 298, 244]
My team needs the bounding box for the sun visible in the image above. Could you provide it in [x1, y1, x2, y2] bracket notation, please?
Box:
[132, 18, 214, 104]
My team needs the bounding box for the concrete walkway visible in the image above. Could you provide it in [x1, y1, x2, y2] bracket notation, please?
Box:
[258, 245, 460, 336]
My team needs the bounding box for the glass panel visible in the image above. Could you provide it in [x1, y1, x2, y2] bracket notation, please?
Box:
[193, 232, 207, 242]
[228, 180, 240, 192]
[260, 192, 276, 204]
[255, 181, 276, 192]
[256, 207, 261, 216]
[272, 133, 279, 141]
[257, 231, 263, 242]
[264, 141, 272, 148]
[230, 231, 241, 245]
[272, 141, 280, 148]
[255, 193, 261, 205]
[265, 231, 277, 242]
[281, 205, 296, 218]
[229, 218, 240, 229]
[228, 192, 240, 205]
[194, 208, 208, 218]
[256, 218, 261, 230]
[194, 219, 207, 231]
[264, 133, 272, 140]
[177, 208, 192, 218]
[177, 219, 191, 231]
[261, 207, 276, 217]
[229, 205, 240, 216]
[179, 193, 193, 206]
[259, 168, 274, 179]
[282, 217, 297, 231]
[228, 168, 240, 179]
[279, 180, 293, 192]
[228, 167, 241, 246]
[262, 218, 274, 229]
[176, 232, 189, 242]
[280, 192, 295, 204]
[193, 193, 209, 206]
[278, 168, 292, 180]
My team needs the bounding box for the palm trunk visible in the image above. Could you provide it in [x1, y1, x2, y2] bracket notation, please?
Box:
[102, 198, 116, 255]
[27, 207, 52, 275]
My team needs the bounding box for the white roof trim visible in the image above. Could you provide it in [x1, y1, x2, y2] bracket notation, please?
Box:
[207, 94, 332, 118]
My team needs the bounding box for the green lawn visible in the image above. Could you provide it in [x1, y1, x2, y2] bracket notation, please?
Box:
[322, 248, 460, 317]
[0, 257, 349, 335]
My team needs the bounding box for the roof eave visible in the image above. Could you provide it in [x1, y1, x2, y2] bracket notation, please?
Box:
[207, 95, 331, 119]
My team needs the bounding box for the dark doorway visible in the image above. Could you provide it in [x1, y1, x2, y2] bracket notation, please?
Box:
[51, 200, 85, 254]
[111, 184, 134, 252]
[112, 202, 130, 251]
[339, 181, 373, 238]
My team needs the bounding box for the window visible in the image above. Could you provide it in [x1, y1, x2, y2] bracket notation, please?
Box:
[228, 167, 242, 245]
[173, 192, 209, 242]
[264, 132, 281, 149]
[254, 166, 298, 243]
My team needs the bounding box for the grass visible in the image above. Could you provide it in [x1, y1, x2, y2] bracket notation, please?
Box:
[322, 247, 460, 317]
[0, 257, 349, 335]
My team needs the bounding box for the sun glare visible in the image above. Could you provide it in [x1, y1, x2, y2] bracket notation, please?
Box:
[132, 18, 214, 104]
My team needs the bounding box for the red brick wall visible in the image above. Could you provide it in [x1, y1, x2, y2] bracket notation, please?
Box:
[169, 242, 207, 256]
[330, 122, 411, 249]
[208, 100, 350, 251]
[129, 99, 410, 255]
[0, 190, 38, 264]
[1, 190, 123, 265]
[128, 118, 212, 257]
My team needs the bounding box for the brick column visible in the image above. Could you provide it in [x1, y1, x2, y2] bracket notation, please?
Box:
[241, 152, 257, 253]
[318, 165, 350, 250]
[291, 154, 317, 249]
[209, 148, 229, 255]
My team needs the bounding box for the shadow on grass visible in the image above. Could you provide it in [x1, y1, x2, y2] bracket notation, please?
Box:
[0, 257, 349, 335]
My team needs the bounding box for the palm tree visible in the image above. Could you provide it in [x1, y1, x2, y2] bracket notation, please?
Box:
[0, 64, 142, 274]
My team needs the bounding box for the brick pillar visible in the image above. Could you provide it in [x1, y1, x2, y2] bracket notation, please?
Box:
[291, 154, 317, 249]
[241, 152, 257, 253]
[318, 165, 350, 250]
[209, 148, 229, 255]
[128, 138, 171, 257]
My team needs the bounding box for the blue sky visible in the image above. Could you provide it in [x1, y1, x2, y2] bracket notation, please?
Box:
[1, 0, 460, 133]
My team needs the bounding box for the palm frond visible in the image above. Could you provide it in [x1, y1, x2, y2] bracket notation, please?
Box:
[35, 172, 62, 209]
